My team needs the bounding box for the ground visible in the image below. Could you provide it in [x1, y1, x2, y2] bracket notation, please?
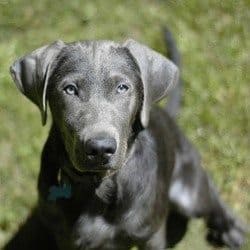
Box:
[0, 0, 249, 249]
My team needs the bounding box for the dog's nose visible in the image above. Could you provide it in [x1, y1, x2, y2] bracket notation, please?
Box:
[85, 137, 117, 162]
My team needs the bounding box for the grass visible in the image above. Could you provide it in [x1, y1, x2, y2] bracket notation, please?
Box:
[0, 0, 249, 249]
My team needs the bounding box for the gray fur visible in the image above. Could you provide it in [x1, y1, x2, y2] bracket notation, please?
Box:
[5, 37, 246, 250]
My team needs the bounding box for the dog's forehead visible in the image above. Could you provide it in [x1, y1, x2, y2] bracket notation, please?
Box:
[54, 40, 136, 76]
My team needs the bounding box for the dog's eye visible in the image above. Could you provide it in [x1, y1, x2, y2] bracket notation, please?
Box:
[64, 84, 78, 95]
[117, 83, 129, 94]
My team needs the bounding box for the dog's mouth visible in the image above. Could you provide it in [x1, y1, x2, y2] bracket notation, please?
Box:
[61, 165, 118, 183]
[77, 159, 116, 173]
[72, 163, 111, 174]
[66, 142, 124, 179]
[73, 166, 106, 174]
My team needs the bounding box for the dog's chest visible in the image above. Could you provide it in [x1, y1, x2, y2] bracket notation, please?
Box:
[72, 214, 116, 249]
[54, 184, 160, 250]
[71, 206, 155, 249]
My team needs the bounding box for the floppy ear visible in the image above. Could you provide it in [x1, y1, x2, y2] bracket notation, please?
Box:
[9, 40, 65, 125]
[123, 39, 179, 127]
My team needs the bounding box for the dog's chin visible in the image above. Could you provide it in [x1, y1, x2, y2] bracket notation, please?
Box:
[73, 165, 108, 174]
[69, 165, 119, 180]
[70, 154, 125, 177]
[73, 161, 118, 174]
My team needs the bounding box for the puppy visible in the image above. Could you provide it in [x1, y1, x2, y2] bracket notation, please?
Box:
[5, 31, 246, 250]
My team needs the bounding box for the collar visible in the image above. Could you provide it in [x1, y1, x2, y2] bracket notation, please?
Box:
[47, 168, 105, 202]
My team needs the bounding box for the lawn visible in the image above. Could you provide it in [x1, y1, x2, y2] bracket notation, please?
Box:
[0, 0, 249, 249]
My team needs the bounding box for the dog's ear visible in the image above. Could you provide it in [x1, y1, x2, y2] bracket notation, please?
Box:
[9, 40, 65, 125]
[123, 39, 179, 127]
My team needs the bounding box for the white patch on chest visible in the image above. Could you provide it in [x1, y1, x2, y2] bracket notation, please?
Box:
[73, 215, 115, 249]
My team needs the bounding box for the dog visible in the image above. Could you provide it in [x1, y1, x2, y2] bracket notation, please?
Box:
[5, 30, 246, 250]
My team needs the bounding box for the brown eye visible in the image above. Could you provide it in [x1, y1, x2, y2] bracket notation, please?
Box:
[117, 83, 129, 94]
[64, 84, 78, 95]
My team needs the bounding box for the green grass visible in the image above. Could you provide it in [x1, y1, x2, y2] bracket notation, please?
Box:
[0, 0, 249, 249]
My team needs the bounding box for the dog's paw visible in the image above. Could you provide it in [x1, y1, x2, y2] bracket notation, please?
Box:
[206, 214, 248, 249]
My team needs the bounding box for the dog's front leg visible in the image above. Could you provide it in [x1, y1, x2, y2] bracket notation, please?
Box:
[139, 222, 166, 250]
[169, 147, 247, 249]
[3, 209, 58, 250]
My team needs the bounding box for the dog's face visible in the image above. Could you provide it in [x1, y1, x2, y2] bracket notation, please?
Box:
[48, 42, 143, 172]
[10, 39, 178, 173]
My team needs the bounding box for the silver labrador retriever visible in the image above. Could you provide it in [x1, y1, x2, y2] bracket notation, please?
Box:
[5, 31, 246, 250]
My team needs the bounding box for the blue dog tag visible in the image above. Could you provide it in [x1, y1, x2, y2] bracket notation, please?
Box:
[48, 183, 72, 201]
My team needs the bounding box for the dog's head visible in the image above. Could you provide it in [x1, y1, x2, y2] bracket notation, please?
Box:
[10, 39, 178, 173]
